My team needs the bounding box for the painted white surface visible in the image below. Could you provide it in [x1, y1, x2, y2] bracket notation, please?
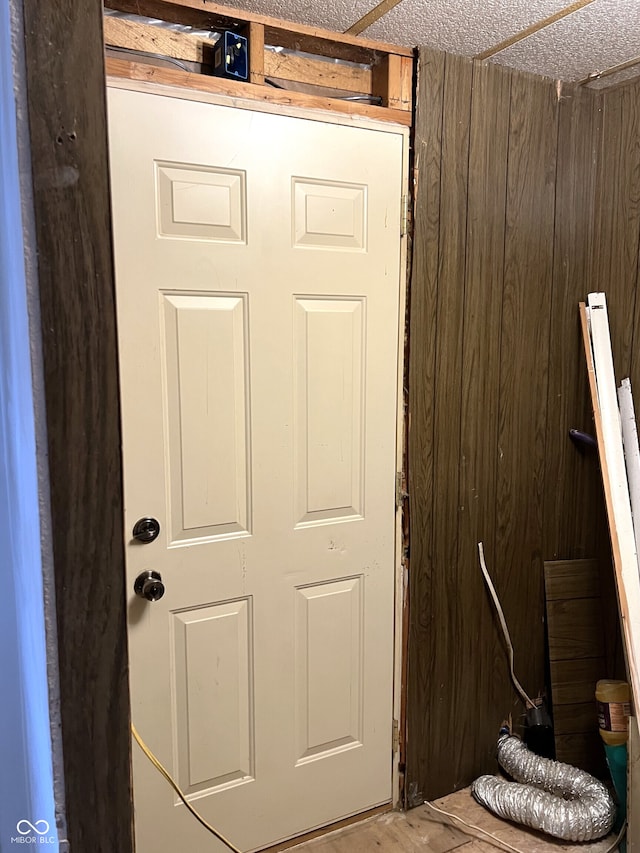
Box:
[163, 292, 251, 539]
[295, 578, 363, 761]
[617, 378, 640, 572]
[172, 600, 253, 792]
[294, 297, 365, 523]
[109, 87, 404, 852]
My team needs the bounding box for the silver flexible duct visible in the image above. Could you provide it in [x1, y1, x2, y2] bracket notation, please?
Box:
[472, 734, 615, 842]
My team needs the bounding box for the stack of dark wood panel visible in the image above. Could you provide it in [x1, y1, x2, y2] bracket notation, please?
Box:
[544, 558, 607, 777]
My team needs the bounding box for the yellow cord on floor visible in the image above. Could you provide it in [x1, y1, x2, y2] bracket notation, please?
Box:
[131, 723, 243, 853]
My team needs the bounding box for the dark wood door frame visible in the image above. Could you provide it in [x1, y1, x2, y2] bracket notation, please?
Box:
[18, 1, 134, 850]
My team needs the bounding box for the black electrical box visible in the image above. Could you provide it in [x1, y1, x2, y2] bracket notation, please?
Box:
[213, 31, 248, 81]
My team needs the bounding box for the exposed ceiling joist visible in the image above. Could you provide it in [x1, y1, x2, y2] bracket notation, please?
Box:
[475, 0, 595, 61]
[344, 0, 404, 37]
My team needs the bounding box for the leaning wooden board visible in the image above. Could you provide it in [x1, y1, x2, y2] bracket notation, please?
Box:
[580, 294, 640, 850]
[579, 296, 640, 716]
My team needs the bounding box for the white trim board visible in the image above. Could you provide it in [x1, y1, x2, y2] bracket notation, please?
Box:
[618, 378, 640, 570]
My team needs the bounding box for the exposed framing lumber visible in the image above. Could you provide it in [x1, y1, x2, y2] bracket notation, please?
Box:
[372, 54, 412, 109]
[264, 50, 372, 94]
[248, 21, 265, 84]
[105, 0, 413, 63]
[104, 15, 376, 94]
[106, 57, 412, 125]
[104, 16, 376, 94]
[104, 6, 412, 114]
[104, 14, 210, 63]
[579, 296, 640, 717]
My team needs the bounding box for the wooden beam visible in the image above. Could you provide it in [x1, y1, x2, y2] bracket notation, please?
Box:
[248, 21, 265, 85]
[103, 0, 415, 114]
[20, 0, 133, 850]
[104, 14, 209, 63]
[344, 0, 405, 37]
[372, 54, 393, 107]
[399, 55, 413, 109]
[264, 50, 373, 95]
[106, 57, 412, 125]
[372, 53, 412, 110]
[104, 16, 376, 95]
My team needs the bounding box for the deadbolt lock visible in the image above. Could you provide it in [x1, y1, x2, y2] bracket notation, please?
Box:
[132, 517, 160, 543]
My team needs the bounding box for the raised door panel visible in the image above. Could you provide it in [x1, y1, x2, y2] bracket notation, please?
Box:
[294, 577, 364, 763]
[294, 297, 365, 527]
[171, 598, 254, 794]
[162, 292, 251, 543]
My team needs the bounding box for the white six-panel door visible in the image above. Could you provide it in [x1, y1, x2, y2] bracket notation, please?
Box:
[108, 86, 404, 853]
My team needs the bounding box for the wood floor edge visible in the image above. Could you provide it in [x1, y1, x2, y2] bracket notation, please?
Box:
[260, 803, 392, 852]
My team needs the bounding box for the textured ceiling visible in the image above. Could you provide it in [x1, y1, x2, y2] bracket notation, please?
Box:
[216, 0, 640, 86]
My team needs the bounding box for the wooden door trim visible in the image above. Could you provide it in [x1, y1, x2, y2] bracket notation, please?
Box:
[106, 73, 411, 134]
[392, 129, 411, 809]
[105, 58, 412, 126]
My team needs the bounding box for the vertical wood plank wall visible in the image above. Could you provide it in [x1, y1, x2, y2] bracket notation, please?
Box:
[407, 50, 640, 803]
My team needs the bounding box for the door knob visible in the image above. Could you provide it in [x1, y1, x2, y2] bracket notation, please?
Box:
[134, 570, 165, 602]
[132, 517, 160, 543]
